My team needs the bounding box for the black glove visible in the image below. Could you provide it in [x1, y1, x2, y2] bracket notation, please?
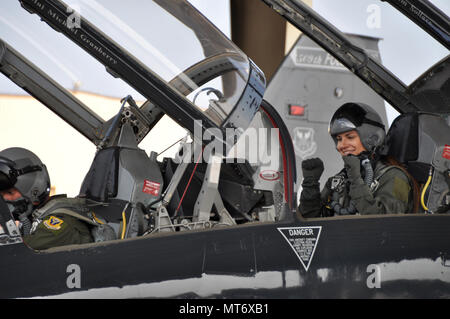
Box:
[342, 155, 362, 182]
[299, 158, 324, 217]
[302, 158, 324, 182]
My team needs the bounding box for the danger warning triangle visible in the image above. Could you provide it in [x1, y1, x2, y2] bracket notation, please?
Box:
[278, 226, 322, 271]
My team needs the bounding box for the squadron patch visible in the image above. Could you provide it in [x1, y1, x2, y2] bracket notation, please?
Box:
[278, 226, 322, 271]
[43, 216, 64, 230]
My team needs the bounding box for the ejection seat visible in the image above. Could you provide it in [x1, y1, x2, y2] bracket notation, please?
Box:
[381, 112, 450, 214]
[79, 123, 163, 239]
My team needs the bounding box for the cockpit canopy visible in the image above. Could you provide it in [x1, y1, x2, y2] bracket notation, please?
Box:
[53, 0, 266, 138]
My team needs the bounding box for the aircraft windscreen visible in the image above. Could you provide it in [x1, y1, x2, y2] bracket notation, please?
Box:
[63, 0, 252, 127]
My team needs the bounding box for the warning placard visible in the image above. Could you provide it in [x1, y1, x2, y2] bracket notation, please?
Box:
[278, 226, 322, 271]
[443, 145, 450, 160]
[142, 180, 161, 196]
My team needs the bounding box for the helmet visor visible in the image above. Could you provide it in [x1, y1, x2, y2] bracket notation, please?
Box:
[329, 103, 385, 136]
[0, 159, 17, 190]
[0, 157, 44, 191]
[329, 117, 357, 136]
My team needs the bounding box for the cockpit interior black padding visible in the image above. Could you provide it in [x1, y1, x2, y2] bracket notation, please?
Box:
[383, 112, 419, 164]
[79, 147, 120, 202]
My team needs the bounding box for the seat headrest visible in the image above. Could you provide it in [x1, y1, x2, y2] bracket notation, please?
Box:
[381, 112, 450, 183]
[381, 112, 419, 163]
[79, 147, 120, 202]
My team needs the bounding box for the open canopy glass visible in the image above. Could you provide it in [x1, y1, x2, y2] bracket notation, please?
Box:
[57, 0, 266, 129]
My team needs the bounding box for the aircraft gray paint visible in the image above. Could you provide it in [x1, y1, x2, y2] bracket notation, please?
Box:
[265, 33, 388, 195]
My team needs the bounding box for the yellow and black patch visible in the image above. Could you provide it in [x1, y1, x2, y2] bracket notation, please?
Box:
[43, 216, 64, 231]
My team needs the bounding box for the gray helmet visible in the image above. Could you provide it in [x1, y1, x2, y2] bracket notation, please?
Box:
[0, 147, 50, 205]
[328, 102, 386, 153]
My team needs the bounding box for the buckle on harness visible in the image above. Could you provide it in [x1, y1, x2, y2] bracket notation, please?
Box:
[331, 175, 345, 191]
[370, 180, 380, 192]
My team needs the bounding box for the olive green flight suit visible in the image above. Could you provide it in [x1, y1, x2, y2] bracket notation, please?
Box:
[23, 201, 95, 250]
[23, 213, 93, 250]
[299, 161, 413, 218]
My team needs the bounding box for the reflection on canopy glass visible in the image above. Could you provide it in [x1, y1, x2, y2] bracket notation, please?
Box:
[66, 0, 258, 127]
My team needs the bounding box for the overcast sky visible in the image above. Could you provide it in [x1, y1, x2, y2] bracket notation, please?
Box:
[314, 0, 449, 84]
[313, 0, 449, 123]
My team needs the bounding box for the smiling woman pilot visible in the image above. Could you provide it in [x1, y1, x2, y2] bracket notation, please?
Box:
[298, 102, 417, 218]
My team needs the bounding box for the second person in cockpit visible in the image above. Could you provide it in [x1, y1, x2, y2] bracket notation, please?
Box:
[298, 102, 416, 218]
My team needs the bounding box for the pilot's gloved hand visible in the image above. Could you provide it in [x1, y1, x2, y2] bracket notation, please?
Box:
[343, 155, 362, 183]
[302, 158, 324, 186]
[358, 151, 371, 161]
[299, 158, 324, 217]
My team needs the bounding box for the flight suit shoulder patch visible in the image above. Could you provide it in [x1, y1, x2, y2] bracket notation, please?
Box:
[43, 216, 64, 231]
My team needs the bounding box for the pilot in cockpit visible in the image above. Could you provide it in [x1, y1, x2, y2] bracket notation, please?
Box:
[298, 102, 417, 218]
[0, 147, 94, 250]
